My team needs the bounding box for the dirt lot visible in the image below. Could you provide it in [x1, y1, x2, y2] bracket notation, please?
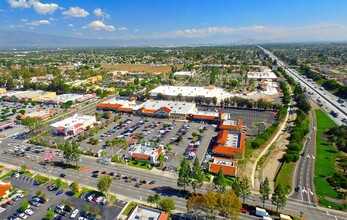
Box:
[101, 63, 182, 73]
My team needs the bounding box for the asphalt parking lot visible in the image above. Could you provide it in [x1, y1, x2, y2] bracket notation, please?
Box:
[1, 174, 127, 220]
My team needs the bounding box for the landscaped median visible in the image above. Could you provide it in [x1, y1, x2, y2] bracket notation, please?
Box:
[314, 109, 346, 210]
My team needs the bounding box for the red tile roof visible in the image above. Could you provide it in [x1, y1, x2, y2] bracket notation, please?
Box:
[161, 106, 172, 113]
[212, 132, 246, 156]
[118, 107, 133, 112]
[96, 103, 123, 109]
[131, 153, 150, 160]
[56, 126, 65, 131]
[0, 182, 11, 197]
[216, 130, 228, 144]
[209, 163, 236, 176]
[192, 114, 218, 120]
[142, 109, 156, 114]
[74, 123, 84, 129]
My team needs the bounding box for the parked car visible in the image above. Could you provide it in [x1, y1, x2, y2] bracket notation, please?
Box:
[79, 192, 87, 200]
[56, 190, 64, 196]
[59, 173, 66, 178]
[149, 180, 156, 185]
[87, 194, 95, 202]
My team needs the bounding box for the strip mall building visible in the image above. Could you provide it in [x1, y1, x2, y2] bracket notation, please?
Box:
[97, 97, 245, 176]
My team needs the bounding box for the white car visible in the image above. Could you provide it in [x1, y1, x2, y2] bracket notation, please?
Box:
[17, 193, 24, 198]
[18, 213, 28, 219]
[70, 209, 79, 218]
[25, 209, 34, 216]
[95, 196, 103, 203]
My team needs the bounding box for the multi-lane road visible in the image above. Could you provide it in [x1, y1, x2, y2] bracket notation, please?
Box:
[291, 109, 316, 204]
[259, 46, 347, 126]
[1, 137, 347, 219]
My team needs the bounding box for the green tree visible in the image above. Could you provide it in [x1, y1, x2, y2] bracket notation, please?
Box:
[19, 109, 26, 114]
[191, 157, 204, 193]
[202, 190, 218, 218]
[71, 181, 80, 194]
[213, 168, 227, 192]
[35, 190, 42, 196]
[158, 198, 175, 212]
[61, 141, 81, 166]
[147, 195, 155, 207]
[92, 207, 100, 216]
[21, 164, 27, 172]
[55, 178, 63, 189]
[12, 109, 17, 114]
[272, 183, 287, 212]
[177, 158, 191, 191]
[97, 175, 113, 197]
[45, 210, 55, 220]
[157, 153, 165, 166]
[239, 176, 250, 204]
[259, 177, 271, 208]
[84, 204, 90, 212]
[21, 200, 29, 212]
[218, 189, 242, 219]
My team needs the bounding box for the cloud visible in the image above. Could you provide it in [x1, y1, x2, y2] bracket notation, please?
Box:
[31, 0, 61, 15]
[82, 20, 115, 31]
[62, 7, 89, 18]
[134, 29, 139, 32]
[7, 0, 61, 15]
[20, 18, 28, 22]
[118, 27, 127, 31]
[25, 19, 50, 27]
[68, 23, 74, 27]
[93, 8, 110, 20]
[7, 0, 31, 8]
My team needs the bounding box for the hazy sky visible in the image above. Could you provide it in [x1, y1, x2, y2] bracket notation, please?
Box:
[1, 0, 347, 44]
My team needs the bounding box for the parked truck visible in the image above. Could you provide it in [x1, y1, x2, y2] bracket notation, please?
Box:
[255, 207, 269, 217]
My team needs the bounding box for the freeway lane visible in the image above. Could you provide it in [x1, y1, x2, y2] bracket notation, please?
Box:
[291, 109, 316, 204]
[259, 46, 347, 125]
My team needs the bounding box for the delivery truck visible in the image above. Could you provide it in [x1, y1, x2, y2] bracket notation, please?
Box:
[256, 207, 269, 217]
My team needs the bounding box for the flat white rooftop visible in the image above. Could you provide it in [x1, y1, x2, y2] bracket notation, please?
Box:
[25, 109, 54, 118]
[137, 100, 196, 114]
[150, 86, 233, 100]
[56, 94, 84, 102]
[50, 114, 94, 127]
[213, 156, 236, 166]
[247, 69, 277, 80]
[173, 71, 194, 76]
[128, 206, 162, 220]
[225, 133, 240, 148]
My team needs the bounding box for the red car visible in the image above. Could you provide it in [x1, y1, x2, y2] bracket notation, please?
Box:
[240, 207, 248, 213]
[6, 200, 13, 205]
[93, 196, 99, 202]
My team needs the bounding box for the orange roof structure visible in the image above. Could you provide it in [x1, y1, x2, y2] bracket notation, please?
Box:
[142, 109, 157, 114]
[209, 163, 237, 176]
[0, 182, 11, 197]
[212, 132, 246, 156]
[131, 153, 150, 160]
[96, 103, 123, 110]
[118, 107, 133, 112]
[204, 85, 215, 89]
[161, 106, 172, 113]
[56, 126, 65, 131]
[74, 123, 83, 129]
[158, 211, 170, 220]
[216, 130, 228, 144]
[192, 114, 218, 120]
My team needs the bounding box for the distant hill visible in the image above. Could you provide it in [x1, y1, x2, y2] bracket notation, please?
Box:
[0, 29, 121, 48]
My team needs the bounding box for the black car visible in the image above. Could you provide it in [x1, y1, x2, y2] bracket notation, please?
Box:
[109, 172, 115, 176]
[149, 180, 156, 185]
[92, 173, 98, 178]
[59, 173, 66, 178]
[1, 203, 8, 208]
[92, 170, 99, 174]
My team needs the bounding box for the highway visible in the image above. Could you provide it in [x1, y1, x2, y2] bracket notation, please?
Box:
[291, 109, 316, 204]
[259, 46, 347, 126]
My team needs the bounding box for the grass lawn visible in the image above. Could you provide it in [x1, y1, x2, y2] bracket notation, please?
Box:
[122, 202, 137, 216]
[314, 109, 344, 209]
[275, 162, 295, 193]
[127, 159, 153, 170]
[22, 171, 34, 178]
[34, 174, 49, 185]
[0, 170, 14, 180]
[52, 178, 69, 190]
[74, 187, 115, 200]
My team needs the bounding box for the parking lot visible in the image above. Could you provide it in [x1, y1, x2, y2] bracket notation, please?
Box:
[0, 174, 127, 220]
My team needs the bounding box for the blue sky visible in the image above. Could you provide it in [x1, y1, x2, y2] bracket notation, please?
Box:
[1, 0, 347, 44]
